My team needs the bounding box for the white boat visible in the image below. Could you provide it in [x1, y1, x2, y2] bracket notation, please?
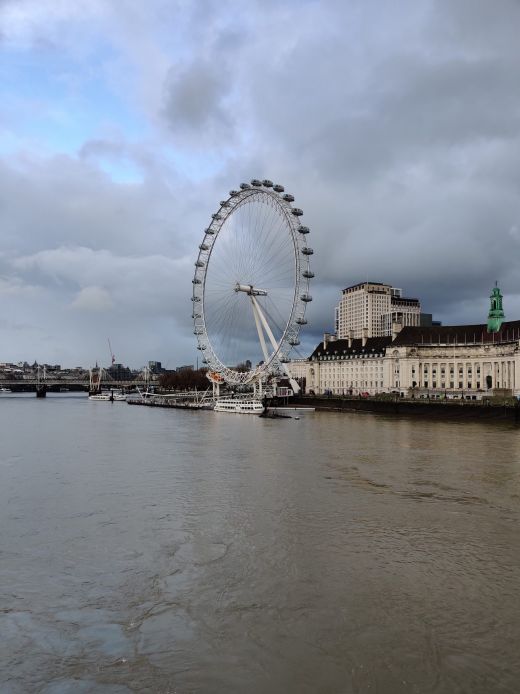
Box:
[89, 390, 127, 402]
[0, 387, 11, 393]
[214, 398, 264, 414]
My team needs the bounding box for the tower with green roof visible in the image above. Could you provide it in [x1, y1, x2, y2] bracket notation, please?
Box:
[487, 282, 505, 333]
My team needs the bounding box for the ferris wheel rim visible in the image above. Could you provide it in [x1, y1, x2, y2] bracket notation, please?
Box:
[192, 181, 313, 385]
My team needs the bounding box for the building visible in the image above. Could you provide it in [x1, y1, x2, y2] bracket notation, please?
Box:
[285, 358, 309, 390]
[107, 363, 133, 381]
[306, 333, 391, 396]
[298, 284, 520, 398]
[336, 281, 421, 339]
[148, 361, 165, 374]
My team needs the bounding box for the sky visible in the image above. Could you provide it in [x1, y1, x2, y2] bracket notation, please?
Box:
[1, 0, 520, 369]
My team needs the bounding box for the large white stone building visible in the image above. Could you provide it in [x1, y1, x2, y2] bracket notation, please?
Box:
[335, 281, 421, 339]
[305, 333, 391, 396]
[297, 286, 520, 398]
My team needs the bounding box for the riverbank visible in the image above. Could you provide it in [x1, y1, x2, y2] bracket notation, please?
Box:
[291, 395, 520, 421]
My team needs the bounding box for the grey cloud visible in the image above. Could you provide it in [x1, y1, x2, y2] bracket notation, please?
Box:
[162, 59, 234, 143]
[2, 0, 520, 367]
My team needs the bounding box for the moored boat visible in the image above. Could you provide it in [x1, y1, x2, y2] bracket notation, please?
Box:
[214, 398, 264, 414]
[112, 392, 127, 402]
[89, 393, 113, 401]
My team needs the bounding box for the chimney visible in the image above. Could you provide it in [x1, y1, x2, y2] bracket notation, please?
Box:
[392, 321, 403, 341]
[348, 330, 353, 348]
[362, 327, 368, 347]
[323, 332, 338, 348]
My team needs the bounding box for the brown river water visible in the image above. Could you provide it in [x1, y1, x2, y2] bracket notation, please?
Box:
[1, 393, 519, 693]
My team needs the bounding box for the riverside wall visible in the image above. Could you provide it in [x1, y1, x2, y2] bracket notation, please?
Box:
[290, 395, 520, 422]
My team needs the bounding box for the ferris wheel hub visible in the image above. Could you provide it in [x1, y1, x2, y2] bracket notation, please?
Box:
[234, 283, 268, 296]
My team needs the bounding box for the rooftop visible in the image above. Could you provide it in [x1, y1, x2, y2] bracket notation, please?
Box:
[393, 320, 520, 346]
[342, 281, 390, 292]
[310, 336, 393, 359]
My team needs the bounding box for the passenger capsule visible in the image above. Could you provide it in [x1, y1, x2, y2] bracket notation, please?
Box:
[205, 227, 215, 235]
[229, 190, 240, 197]
[194, 328, 203, 335]
[262, 179, 273, 187]
[240, 182, 251, 189]
[191, 296, 201, 302]
[302, 247, 313, 255]
[296, 317, 308, 325]
[298, 225, 310, 234]
[251, 179, 262, 186]
[273, 184, 284, 192]
[292, 208, 303, 216]
[195, 260, 205, 267]
[283, 193, 294, 202]
[301, 294, 313, 302]
[288, 338, 300, 346]
[199, 243, 209, 251]
[302, 270, 314, 278]
[211, 213, 221, 220]
[220, 200, 230, 208]
[192, 278, 201, 284]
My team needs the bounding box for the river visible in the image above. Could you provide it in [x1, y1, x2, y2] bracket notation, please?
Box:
[1, 393, 519, 693]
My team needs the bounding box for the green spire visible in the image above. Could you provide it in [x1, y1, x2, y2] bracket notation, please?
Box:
[487, 281, 505, 333]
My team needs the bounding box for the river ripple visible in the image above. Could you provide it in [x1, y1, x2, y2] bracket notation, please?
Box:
[1, 393, 520, 693]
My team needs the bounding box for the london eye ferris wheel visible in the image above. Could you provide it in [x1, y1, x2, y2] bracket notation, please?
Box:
[192, 179, 313, 386]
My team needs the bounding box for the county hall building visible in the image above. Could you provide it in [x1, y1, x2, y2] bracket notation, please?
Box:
[295, 284, 520, 398]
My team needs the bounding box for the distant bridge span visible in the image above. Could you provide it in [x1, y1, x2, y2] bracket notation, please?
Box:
[0, 378, 155, 390]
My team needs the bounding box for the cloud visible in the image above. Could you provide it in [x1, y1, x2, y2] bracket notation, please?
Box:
[162, 60, 232, 137]
[0, 276, 37, 296]
[70, 285, 113, 312]
[2, 0, 520, 367]
[13, 245, 192, 317]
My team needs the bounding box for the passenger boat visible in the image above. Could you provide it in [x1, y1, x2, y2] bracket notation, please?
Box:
[88, 393, 113, 401]
[89, 390, 127, 402]
[0, 387, 11, 393]
[214, 398, 264, 414]
[112, 392, 127, 402]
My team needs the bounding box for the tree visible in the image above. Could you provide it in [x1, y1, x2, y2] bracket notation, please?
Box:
[159, 368, 208, 391]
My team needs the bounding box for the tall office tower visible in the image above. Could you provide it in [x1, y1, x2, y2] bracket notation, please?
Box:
[336, 282, 421, 338]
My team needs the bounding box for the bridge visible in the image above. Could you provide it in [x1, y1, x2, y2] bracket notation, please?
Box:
[0, 366, 157, 396]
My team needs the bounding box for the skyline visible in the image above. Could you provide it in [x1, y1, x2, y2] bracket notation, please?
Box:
[2, 1, 520, 367]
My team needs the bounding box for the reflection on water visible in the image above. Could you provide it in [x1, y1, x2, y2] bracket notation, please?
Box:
[1, 394, 520, 693]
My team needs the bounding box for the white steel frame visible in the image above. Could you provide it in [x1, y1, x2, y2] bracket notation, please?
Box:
[192, 181, 313, 386]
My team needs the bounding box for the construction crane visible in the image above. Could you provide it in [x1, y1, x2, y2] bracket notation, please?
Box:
[108, 338, 115, 366]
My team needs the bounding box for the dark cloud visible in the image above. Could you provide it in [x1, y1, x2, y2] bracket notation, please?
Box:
[162, 59, 234, 145]
[1, 0, 520, 366]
